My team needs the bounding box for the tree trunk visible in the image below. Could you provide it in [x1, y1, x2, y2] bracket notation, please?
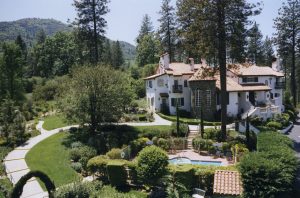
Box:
[92, 0, 99, 64]
[217, 0, 227, 141]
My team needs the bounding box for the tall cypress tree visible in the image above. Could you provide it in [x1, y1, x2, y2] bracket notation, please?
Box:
[73, 0, 109, 64]
[274, 0, 300, 106]
[262, 36, 274, 67]
[158, 0, 176, 61]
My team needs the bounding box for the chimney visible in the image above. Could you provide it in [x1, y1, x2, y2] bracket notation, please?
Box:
[163, 53, 170, 69]
[271, 57, 281, 71]
[189, 58, 194, 71]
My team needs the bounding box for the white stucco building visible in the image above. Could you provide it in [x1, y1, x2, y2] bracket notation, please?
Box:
[145, 54, 285, 121]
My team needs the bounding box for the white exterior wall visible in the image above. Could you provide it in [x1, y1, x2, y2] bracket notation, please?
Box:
[227, 92, 239, 117]
[168, 75, 191, 115]
[145, 74, 191, 114]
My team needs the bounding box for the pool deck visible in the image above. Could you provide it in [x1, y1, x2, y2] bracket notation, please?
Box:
[168, 150, 230, 166]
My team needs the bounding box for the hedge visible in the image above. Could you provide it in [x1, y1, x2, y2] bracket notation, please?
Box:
[170, 165, 195, 192]
[157, 113, 221, 126]
[107, 161, 127, 187]
[169, 164, 237, 196]
[239, 131, 298, 198]
[87, 155, 109, 179]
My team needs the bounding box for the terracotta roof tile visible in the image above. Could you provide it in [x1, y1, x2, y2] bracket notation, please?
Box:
[228, 64, 284, 77]
[215, 76, 272, 92]
[213, 170, 243, 196]
[189, 67, 219, 81]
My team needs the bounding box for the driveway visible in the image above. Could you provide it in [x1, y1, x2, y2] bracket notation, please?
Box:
[286, 116, 300, 191]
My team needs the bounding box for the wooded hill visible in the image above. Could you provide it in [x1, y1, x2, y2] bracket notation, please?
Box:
[0, 18, 136, 60]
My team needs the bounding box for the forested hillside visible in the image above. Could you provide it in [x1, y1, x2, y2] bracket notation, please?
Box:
[0, 18, 71, 45]
[0, 18, 136, 60]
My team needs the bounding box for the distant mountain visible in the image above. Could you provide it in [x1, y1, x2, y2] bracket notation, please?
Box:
[0, 18, 136, 60]
[0, 18, 72, 45]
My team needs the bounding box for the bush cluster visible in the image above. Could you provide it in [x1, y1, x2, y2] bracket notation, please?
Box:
[152, 137, 187, 151]
[171, 122, 189, 137]
[105, 148, 122, 159]
[239, 131, 298, 198]
[69, 145, 97, 172]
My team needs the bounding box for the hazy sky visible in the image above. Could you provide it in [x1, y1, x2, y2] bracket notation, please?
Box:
[0, 0, 286, 45]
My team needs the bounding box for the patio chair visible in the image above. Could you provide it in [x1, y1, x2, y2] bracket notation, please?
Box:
[192, 188, 206, 198]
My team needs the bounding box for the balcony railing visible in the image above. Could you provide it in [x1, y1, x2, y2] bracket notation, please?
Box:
[275, 82, 285, 89]
[172, 85, 183, 93]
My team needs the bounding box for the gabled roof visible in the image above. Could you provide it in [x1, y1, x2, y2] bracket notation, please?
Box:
[228, 63, 284, 77]
[189, 67, 219, 81]
[165, 62, 203, 76]
[213, 170, 243, 196]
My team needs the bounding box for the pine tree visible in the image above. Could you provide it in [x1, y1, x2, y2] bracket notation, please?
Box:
[102, 39, 112, 66]
[262, 36, 274, 67]
[73, 0, 109, 64]
[247, 22, 264, 65]
[158, 0, 176, 61]
[136, 14, 154, 43]
[111, 40, 124, 69]
[274, 0, 300, 106]
[36, 29, 46, 45]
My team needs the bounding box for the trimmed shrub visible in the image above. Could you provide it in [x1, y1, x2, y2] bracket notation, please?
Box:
[203, 128, 222, 141]
[266, 121, 282, 130]
[87, 155, 109, 179]
[11, 170, 55, 198]
[0, 178, 13, 198]
[69, 145, 97, 169]
[138, 128, 171, 139]
[239, 131, 298, 198]
[54, 181, 102, 198]
[194, 168, 215, 195]
[107, 161, 127, 187]
[171, 122, 189, 137]
[137, 146, 168, 187]
[71, 162, 82, 173]
[70, 141, 83, 149]
[106, 148, 122, 159]
[157, 138, 170, 151]
[130, 137, 150, 156]
[250, 116, 263, 126]
[170, 165, 195, 192]
[192, 137, 214, 152]
[171, 138, 186, 150]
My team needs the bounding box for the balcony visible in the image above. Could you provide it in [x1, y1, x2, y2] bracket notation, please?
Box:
[275, 81, 285, 89]
[172, 85, 183, 93]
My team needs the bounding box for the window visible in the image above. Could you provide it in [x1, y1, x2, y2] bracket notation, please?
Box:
[206, 90, 211, 106]
[149, 80, 152, 88]
[171, 98, 184, 107]
[157, 79, 164, 87]
[265, 80, 268, 85]
[242, 77, 258, 83]
[174, 80, 178, 86]
[275, 93, 280, 98]
[184, 80, 188, 87]
[195, 89, 201, 107]
[151, 97, 154, 106]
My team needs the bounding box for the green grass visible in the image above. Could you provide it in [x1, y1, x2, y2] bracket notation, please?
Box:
[133, 125, 171, 132]
[158, 113, 221, 126]
[43, 114, 74, 130]
[26, 132, 80, 189]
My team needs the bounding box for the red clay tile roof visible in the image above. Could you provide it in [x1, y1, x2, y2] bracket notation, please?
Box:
[215, 76, 272, 92]
[228, 63, 284, 77]
[213, 170, 243, 196]
[189, 67, 219, 81]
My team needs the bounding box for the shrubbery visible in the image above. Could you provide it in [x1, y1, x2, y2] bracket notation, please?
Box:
[69, 145, 97, 171]
[107, 161, 127, 187]
[239, 131, 298, 198]
[137, 146, 168, 187]
[130, 137, 150, 156]
[106, 148, 122, 159]
[266, 121, 282, 130]
[87, 155, 109, 179]
[171, 122, 189, 137]
[54, 181, 102, 198]
[203, 128, 222, 141]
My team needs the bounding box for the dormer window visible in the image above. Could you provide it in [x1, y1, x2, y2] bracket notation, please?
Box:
[242, 77, 258, 83]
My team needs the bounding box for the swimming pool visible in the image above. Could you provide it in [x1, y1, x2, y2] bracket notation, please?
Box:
[168, 157, 222, 166]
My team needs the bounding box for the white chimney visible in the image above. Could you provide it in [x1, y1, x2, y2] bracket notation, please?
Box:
[189, 58, 194, 71]
[163, 53, 170, 69]
[272, 57, 282, 71]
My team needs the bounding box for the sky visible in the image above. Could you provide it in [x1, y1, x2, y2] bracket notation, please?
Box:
[0, 0, 287, 46]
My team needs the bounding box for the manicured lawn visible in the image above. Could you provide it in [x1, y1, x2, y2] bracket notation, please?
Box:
[158, 113, 221, 126]
[26, 132, 80, 189]
[42, 114, 73, 130]
[133, 125, 171, 132]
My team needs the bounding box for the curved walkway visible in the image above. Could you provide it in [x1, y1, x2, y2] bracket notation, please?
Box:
[4, 121, 78, 198]
[3, 113, 171, 198]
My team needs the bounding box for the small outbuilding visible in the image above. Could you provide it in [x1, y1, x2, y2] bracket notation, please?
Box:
[213, 170, 243, 197]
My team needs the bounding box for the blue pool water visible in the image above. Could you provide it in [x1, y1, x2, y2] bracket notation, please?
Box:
[169, 157, 222, 166]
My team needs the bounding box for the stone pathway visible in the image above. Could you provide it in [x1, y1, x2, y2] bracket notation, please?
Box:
[4, 121, 78, 198]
